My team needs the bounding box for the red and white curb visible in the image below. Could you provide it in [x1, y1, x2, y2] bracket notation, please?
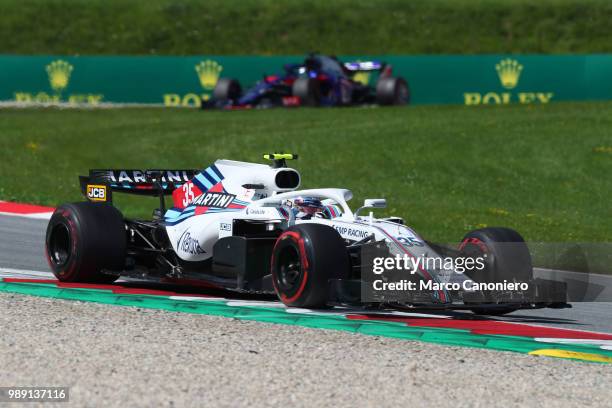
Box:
[2, 267, 612, 360]
[0, 201, 54, 219]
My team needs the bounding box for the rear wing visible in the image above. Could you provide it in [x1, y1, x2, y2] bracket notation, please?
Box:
[343, 61, 383, 71]
[343, 61, 393, 77]
[79, 169, 199, 203]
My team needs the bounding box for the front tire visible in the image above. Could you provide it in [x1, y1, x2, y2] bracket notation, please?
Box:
[460, 227, 532, 316]
[213, 78, 242, 102]
[45, 202, 126, 283]
[271, 224, 349, 308]
[292, 77, 321, 107]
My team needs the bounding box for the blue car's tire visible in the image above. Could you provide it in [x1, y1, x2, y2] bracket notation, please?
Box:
[376, 77, 410, 105]
[213, 78, 242, 102]
[292, 77, 321, 107]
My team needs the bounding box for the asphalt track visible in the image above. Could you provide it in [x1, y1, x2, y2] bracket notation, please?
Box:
[1, 213, 611, 334]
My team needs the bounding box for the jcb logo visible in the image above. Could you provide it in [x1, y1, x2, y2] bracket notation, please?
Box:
[87, 185, 107, 202]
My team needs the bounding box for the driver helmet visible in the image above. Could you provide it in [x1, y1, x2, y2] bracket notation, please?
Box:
[294, 196, 324, 215]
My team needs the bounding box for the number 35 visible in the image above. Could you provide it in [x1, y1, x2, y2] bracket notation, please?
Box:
[182, 182, 195, 207]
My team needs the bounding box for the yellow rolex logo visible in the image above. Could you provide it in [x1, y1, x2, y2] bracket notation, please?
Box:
[464, 58, 553, 106]
[195, 60, 223, 90]
[495, 58, 523, 90]
[46, 60, 73, 92]
[353, 71, 370, 86]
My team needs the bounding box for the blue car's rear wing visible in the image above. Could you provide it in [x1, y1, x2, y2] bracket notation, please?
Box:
[343, 61, 384, 71]
[343, 60, 394, 78]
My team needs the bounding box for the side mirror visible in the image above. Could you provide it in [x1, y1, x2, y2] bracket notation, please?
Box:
[261, 200, 283, 207]
[355, 198, 387, 218]
[363, 198, 386, 209]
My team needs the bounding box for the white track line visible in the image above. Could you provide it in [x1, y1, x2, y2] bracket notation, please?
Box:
[534, 337, 612, 352]
[0, 211, 52, 220]
[0, 267, 55, 279]
[169, 295, 227, 302]
[535, 338, 612, 347]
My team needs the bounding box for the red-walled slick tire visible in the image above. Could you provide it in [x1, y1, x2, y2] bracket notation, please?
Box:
[45, 202, 126, 283]
[460, 227, 532, 316]
[271, 224, 349, 308]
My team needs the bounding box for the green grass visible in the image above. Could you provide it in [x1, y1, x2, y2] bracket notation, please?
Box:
[2, 0, 612, 55]
[0, 103, 611, 246]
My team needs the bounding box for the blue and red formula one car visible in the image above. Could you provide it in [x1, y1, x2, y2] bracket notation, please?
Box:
[203, 54, 409, 109]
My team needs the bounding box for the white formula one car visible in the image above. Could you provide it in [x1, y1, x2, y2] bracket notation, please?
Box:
[45, 154, 567, 314]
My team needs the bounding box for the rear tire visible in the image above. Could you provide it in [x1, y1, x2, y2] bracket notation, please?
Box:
[376, 77, 410, 105]
[45, 202, 126, 283]
[213, 78, 242, 102]
[292, 77, 321, 107]
[271, 224, 349, 308]
[460, 227, 532, 316]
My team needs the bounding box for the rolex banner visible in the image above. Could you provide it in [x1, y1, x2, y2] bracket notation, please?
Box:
[1, 55, 612, 106]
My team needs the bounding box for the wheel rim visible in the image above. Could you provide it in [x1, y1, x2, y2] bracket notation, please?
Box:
[461, 242, 494, 282]
[277, 246, 303, 293]
[49, 223, 71, 266]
